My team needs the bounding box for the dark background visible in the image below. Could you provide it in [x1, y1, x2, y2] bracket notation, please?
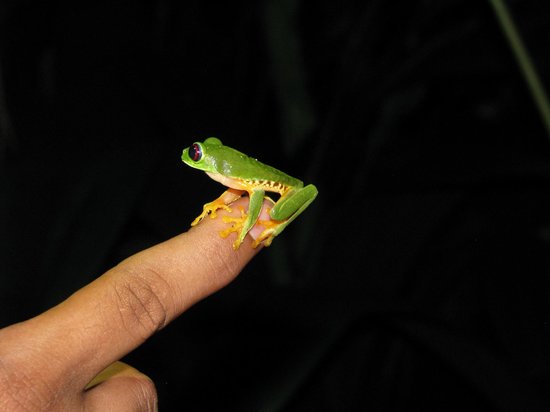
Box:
[2, 1, 550, 410]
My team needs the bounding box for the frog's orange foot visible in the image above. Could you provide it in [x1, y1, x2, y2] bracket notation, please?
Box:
[208, 203, 232, 220]
[191, 202, 232, 226]
[220, 206, 248, 249]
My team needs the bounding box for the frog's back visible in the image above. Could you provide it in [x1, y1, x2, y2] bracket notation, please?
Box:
[214, 145, 303, 191]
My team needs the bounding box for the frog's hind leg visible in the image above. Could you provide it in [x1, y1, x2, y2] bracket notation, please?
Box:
[253, 184, 318, 247]
[191, 188, 245, 226]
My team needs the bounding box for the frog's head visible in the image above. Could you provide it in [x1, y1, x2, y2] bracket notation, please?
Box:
[181, 137, 223, 173]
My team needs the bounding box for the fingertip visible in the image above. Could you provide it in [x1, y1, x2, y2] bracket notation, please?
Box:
[188, 196, 266, 256]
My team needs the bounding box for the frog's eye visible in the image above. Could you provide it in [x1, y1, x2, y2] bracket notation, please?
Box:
[189, 143, 203, 162]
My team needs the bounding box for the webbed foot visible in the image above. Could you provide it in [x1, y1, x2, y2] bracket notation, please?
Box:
[220, 206, 248, 250]
[191, 189, 244, 226]
[191, 201, 232, 226]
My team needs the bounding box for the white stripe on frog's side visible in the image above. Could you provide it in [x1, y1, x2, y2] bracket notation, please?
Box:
[206, 172, 289, 195]
[206, 172, 247, 190]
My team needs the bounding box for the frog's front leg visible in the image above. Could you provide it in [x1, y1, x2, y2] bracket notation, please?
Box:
[191, 188, 245, 226]
[253, 184, 318, 247]
[220, 188, 266, 249]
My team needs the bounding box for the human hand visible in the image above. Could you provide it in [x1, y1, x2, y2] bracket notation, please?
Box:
[0, 198, 264, 411]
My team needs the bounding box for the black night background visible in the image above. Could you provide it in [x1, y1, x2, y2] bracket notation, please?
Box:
[2, 1, 550, 410]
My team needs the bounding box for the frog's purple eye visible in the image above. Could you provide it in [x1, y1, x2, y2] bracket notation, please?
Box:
[189, 143, 202, 161]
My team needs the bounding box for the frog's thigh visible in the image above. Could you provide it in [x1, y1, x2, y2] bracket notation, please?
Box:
[270, 184, 318, 221]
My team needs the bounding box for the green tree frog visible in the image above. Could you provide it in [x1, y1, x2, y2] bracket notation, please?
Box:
[182, 137, 318, 250]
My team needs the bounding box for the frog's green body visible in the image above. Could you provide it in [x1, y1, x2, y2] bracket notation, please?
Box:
[191, 142, 301, 188]
[182, 137, 318, 249]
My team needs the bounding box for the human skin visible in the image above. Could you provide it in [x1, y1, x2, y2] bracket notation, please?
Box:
[0, 198, 266, 411]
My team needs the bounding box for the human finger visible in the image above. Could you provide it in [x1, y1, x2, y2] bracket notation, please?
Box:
[84, 361, 157, 412]
[0, 197, 263, 408]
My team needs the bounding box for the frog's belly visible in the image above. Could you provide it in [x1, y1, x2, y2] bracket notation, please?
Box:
[206, 172, 248, 190]
[206, 172, 288, 195]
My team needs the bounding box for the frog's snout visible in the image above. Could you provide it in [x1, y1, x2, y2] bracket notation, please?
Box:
[181, 147, 189, 162]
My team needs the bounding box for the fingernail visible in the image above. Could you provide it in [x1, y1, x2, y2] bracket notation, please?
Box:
[248, 202, 271, 242]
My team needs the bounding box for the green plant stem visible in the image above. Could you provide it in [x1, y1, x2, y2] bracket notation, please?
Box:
[489, 0, 550, 138]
